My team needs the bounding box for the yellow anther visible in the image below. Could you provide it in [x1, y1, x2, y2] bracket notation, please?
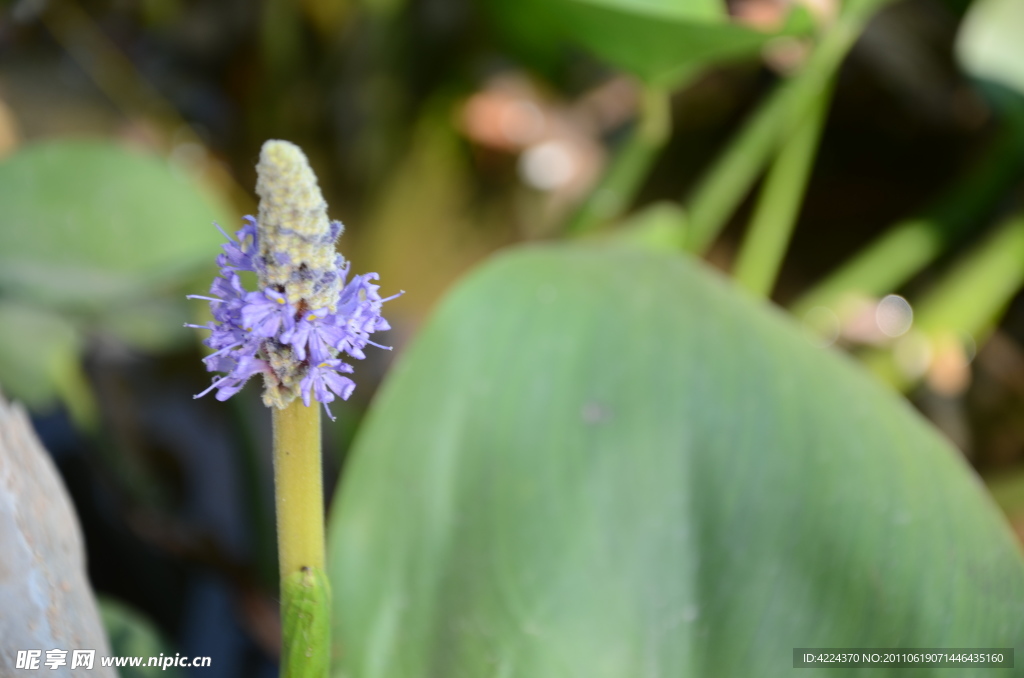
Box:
[275, 297, 285, 304]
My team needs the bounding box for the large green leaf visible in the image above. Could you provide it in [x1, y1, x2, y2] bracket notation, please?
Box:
[0, 140, 231, 308]
[328, 245, 1024, 677]
[99, 597, 183, 678]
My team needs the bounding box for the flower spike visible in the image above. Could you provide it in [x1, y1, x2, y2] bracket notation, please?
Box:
[188, 140, 399, 412]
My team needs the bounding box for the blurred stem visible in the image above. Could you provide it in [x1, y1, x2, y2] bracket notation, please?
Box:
[273, 400, 329, 678]
[911, 215, 1024, 337]
[565, 84, 673, 235]
[865, 215, 1024, 390]
[53, 354, 99, 432]
[733, 83, 832, 297]
[790, 93, 1024, 317]
[683, 2, 883, 253]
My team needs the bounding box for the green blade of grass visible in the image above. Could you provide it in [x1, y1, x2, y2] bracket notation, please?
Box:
[683, 0, 888, 254]
[733, 83, 832, 297]
[566, 84, 673, 235]
[791, 92, 1024, 317]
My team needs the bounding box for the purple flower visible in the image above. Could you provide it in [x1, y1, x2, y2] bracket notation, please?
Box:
[281, 310, 346, 363]
[330, 273, 402, 359]
[299, 360, 356, 419]
[195, 353, 271, 402]
[215, 216, 258, 272]
[240, 289, 295, 338]
[188, 216, 400, 414]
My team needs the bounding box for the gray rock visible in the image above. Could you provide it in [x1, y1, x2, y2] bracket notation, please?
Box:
[0, 393, 114, 677]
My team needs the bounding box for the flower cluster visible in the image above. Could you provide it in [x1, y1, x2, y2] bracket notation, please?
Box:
[188, 140, 399, 418]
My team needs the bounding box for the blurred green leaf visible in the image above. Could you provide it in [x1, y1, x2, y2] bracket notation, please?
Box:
[0, 140, 233, 309]
[956, 0, 1024, 95]
[0, 300, 96, 425]
[99, 298, 193, 353]
[328, 244, 1024, 677]
[0, 301, 80, 409]
[483, 0, 803, 86]
[581, 0, 722, 21]
[559, 0, 781, 85]
[99, 597, 183, 678]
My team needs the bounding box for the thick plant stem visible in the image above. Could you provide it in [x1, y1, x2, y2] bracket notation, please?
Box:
[273, 399, 325, 579]
[565, 84, 673, 235]
[683, 2, 883, 254]
[273, 400, 329, 678]
[733, 84, 832, 297]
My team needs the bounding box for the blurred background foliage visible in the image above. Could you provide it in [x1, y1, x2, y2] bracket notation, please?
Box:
[1, 0, 1024, 674]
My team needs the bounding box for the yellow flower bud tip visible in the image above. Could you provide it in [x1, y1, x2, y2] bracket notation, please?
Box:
[255, 139, 342, 312]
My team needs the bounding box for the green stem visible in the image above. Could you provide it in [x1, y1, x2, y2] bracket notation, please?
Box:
[864, 215, 1024, 390]
[793, 218, 944, 318]
[273, 400, 330, 678]
[565, 84, 672, 235]
[790, 93, 1024, 317]
[912, 215, 1024, 337]
[683, 3, 881, 253]
[733, 83, 832, 297]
